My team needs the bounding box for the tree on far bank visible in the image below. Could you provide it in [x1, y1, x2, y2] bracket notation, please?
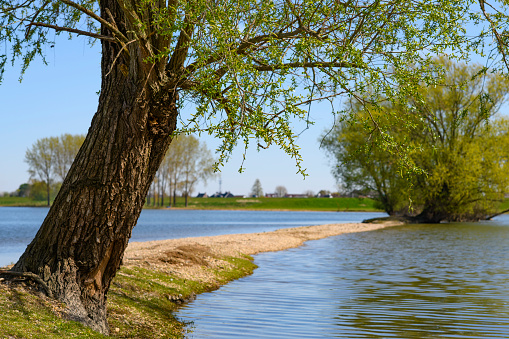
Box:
[275, 185, 287, 198]
[25, 137, 58, 206]
[171, 135, 215, 207]
[54, 134, 86, 182]
[322, 58, 509, 222]
[251, 179, 264, 198]
[1, 0, 497, 333]
[24, 134, 85, 206]
[152, 135, 214, 207]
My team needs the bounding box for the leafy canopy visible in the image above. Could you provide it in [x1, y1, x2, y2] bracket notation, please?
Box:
[322, 58, 509, 221]
[0, 0, 479, 172]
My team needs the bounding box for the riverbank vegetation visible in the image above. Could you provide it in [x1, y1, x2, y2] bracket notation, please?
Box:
[0, 195, 382, 212]
[0, 253, 256, 338]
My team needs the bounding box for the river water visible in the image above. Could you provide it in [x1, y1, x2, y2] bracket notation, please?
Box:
[177, 216, 509, 338]
[0, 207, 384, 267]
[2, 207, 508, 338]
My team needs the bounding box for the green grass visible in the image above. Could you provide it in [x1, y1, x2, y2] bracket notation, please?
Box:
[2, 195, 381, 211]
[0, 196, 49, 207]
[0, 254, 257, 338]
[498, 198, 509, 212]
[153, 196, 382, 212]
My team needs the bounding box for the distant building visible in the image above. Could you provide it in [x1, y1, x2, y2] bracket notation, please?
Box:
[265, 193, 278, 198]
[210, 191, 235, 198]
[285, 194, 308, 198]
[196, 192, 208, 198]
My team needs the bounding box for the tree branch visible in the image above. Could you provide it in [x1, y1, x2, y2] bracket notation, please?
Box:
[58, 0, 128, 42]
[183, 27, 306, 76]
[478, 0, 509, 72]
[24, 0, 49, 39]
[29, 22, 116, 42]
[167, 13, 195, 72]
[254, 61, 358, 71]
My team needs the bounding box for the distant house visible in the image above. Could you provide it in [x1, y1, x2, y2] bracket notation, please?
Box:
[196, 192, 208, 198]
[285, 194, 308, 198]
[265, 193, 278, 198]
[210, 191, 235, 198]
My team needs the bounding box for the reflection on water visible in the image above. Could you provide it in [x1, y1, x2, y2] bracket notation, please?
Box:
[178, 218, 509, 338]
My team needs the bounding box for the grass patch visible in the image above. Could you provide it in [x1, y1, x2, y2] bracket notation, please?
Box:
[0, 254, 256, 338]
[0, 283, 102, 338]
[0, 196, 49, 207]
[165, 197, 381, 211]
[498, 199, 509, 212]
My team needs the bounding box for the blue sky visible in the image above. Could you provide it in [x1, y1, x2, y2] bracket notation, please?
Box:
[0, 36, 339, 197]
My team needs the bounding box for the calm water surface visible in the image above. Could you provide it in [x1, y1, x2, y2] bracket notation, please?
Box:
[0, 207, 384, 266]
[178, 215, 509, 338]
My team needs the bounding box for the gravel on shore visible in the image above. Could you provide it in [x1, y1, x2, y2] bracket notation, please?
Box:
[123, 221, 403, 283]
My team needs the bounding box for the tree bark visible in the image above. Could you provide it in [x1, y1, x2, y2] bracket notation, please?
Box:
[11, 1, 177, 334]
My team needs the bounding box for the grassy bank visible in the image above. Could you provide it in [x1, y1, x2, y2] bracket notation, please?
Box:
[0, 196, 49, 207]
[0, 254, 256, 338]
[1, 195, 382, 211]
[5, 195, 509, 214]
[148, 196, 382, 211]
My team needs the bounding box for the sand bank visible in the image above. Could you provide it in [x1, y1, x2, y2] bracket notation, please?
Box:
[123, 221, 403, 283]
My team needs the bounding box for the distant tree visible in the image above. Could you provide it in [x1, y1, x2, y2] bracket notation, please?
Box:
[156, 135, 215, 207]
[54, 134, 85, 182]
[163, 138, 183, 207]
[177, 136, 215, 207]
[25, 134, 85, 205]
[323, 58, 509, 222]
[25, 137, 59, 206]
[275, 186, 288, 197]
[251, 179, 264, 197]
[16, 183, 30, 197]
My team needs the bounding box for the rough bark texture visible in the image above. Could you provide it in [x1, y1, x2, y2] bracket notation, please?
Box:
[12, 0, 177, 334]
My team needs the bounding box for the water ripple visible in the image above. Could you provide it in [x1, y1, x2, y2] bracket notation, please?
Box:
[178, 219, 509, 338]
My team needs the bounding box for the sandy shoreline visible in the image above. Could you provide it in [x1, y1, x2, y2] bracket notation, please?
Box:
[123, 221, 403, 283]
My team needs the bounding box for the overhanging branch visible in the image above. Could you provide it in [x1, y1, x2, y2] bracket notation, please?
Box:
[59, 0, 128, 42]
[29, 22, 116, 41]
[254, 61, 358, 71]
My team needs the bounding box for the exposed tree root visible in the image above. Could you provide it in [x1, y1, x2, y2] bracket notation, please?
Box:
[0, 270, 54, 298]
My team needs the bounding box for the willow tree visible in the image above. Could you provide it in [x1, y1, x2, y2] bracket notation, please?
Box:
[323, 58, 509, 223]
[0, 0, 473, 334]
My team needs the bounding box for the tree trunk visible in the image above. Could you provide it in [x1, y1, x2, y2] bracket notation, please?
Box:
[46, 180, 50, 207]
[11, 3, 177, 333]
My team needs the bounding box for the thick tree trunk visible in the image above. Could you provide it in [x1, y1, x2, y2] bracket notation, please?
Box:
[12, 3, 177, 333]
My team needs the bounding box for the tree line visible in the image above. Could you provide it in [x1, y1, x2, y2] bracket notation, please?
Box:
[24, 134, 85, 206]
[323, 58, 509, 223]
[147, 135, 215, 207]
[25, 134, 214, 207]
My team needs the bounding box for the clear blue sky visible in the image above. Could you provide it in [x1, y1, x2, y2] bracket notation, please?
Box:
[0, 36, 339, 197]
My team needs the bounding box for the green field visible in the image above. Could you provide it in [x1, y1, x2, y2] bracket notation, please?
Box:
[498, 198, 509, 212]
[3, 195, 509, 214]
[155, 196, 382, 212]
[0, 196, 49, 207]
